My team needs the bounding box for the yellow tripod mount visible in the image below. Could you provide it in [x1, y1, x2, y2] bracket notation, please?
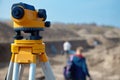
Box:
[11, 40, 48, 63]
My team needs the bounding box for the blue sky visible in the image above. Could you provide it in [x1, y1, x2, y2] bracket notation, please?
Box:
[0, 0, 120, 27]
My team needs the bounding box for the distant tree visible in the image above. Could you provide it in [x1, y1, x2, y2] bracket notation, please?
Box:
[89, 23, 97, 26]
[101, 25, 115, 29]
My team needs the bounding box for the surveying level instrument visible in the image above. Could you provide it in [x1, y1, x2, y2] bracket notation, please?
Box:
[6, 2, 55, 80]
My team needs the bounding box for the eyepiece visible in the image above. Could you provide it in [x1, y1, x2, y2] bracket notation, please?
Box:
[38, 9, 47, 21]
[12, 6, 24, 19]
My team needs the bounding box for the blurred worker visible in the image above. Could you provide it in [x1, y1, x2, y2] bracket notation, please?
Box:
[63, 47, 92, 80]
[62, 41, 72, 58]
[51, 44, 57, 54]
[93, 39, 99, 48]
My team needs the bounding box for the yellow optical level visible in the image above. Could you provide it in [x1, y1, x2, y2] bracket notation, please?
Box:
[11, 2, 50, 29]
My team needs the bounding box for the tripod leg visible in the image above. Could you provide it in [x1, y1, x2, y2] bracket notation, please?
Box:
[40, 61, 55, 80]
[6, 61, 14, 80]
[18, 64, 24, 80]
[12, 63, 20, 80]
[29, 63, 36, 80]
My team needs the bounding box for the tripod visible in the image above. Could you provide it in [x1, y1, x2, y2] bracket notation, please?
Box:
[6, 2, 55, 80]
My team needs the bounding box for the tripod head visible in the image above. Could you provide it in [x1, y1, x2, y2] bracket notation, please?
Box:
[11, 2, 50, 40]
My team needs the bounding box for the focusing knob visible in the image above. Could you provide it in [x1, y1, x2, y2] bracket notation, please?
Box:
[12, 6, 24, 19]
[38, 9, 47, 21]
[45, 21, 51, 27]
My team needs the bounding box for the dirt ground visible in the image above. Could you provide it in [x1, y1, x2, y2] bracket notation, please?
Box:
[0, 46, 120, 80]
